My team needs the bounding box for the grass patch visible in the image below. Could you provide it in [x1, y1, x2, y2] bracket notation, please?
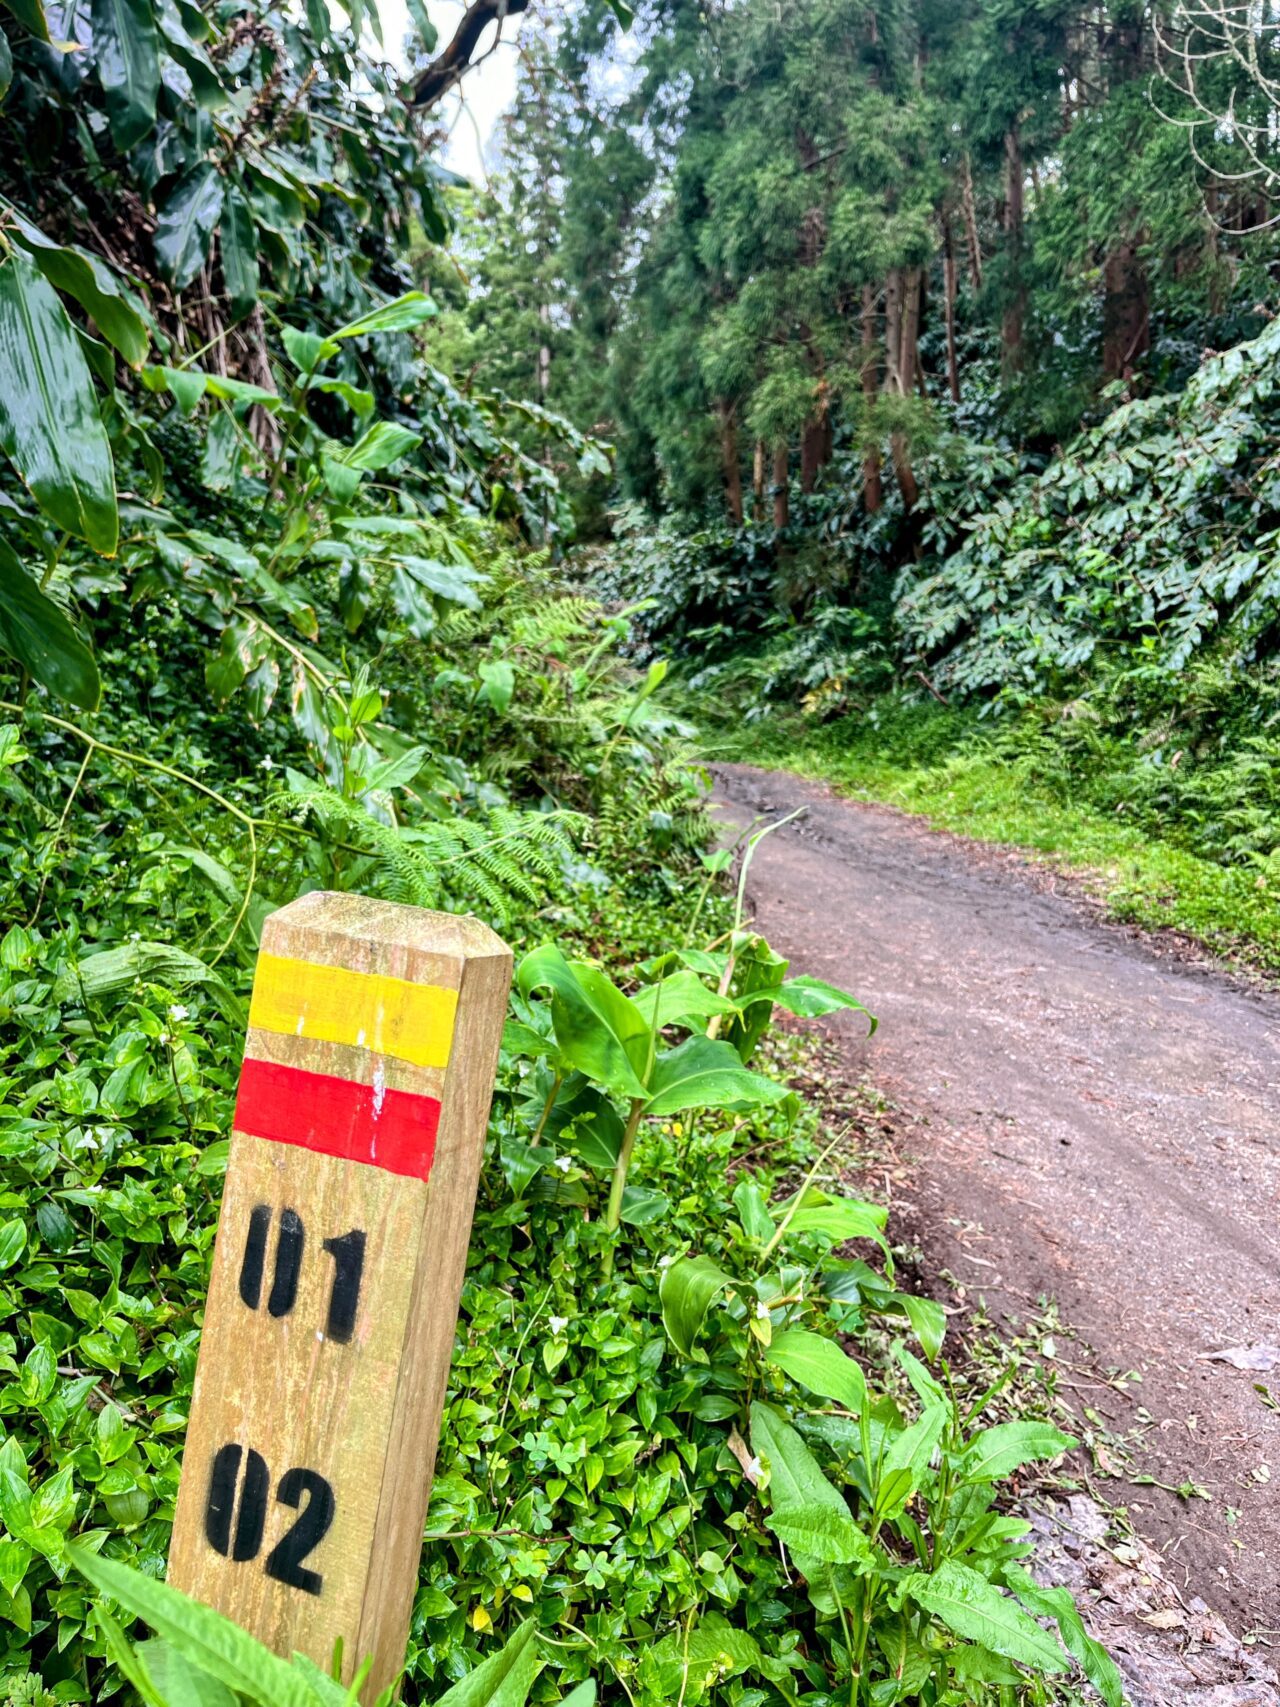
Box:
[715, 703, 1280, 974]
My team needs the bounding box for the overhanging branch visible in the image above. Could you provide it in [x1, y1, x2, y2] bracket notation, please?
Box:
[410, 0, 533, 109]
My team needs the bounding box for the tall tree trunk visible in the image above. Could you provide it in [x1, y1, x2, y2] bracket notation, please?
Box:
[898, 266, 922, 391]
[752, 438, 766, 523]
[884, 268, 904, 391]
[800, 415, 824, 493]
[886, 268, 920, 511]
[942, 217, 961, 403]
[860, 282, 882, 514]
[960, 154, 983, 291]
[1001, 121, 1025, 375]
[772, 442, 789, 529]
[717, 400, 744, 524]
[890, 437, 919, 512]
[1102, 236, 1149, 380]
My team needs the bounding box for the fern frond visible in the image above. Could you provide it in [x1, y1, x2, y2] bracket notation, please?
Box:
[281, 782, 583, 924]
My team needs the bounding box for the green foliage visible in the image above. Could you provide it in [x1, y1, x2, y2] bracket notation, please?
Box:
[70, 1545, 545, 1707]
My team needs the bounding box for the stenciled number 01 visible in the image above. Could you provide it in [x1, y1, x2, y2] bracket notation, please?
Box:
[239, 1203, 366, 1342]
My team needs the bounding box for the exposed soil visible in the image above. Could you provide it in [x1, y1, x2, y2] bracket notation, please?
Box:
[712, 765, 1280, 1675]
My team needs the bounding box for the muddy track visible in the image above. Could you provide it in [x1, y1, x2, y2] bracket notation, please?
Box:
[713, 764, 1280, 1652]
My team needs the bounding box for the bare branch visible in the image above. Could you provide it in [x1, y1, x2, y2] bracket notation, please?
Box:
[411, 0, 534, 109]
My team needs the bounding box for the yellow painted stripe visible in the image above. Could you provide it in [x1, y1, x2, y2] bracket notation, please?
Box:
[248, 952, 458, 1070]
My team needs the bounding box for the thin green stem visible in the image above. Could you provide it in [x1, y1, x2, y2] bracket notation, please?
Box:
[531, 1070, 563, 1145]
[602, 1097, 646, 1277]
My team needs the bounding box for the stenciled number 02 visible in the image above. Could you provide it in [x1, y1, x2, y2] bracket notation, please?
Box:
[202, 1205, 368, 1595]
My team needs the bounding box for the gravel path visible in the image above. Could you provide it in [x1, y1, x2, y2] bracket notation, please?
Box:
[713, 764, 1280, 1664]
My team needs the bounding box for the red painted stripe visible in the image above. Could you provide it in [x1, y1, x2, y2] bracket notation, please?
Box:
[233, 1057, 441, 1182]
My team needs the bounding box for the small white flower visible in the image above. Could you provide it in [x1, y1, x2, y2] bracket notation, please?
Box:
[79, 1134, 99, 1151]
[657, 1254, 674, 1270]
[553, 1155, 571, 1173]
[158, 1031, 170, 1046]
[746, 1455, 762, 1479]
[755, 1300, 771, 1320]
[548, 1315, 569, 1336]
[128, 931, 141, 943]
[260, 755, 276, 771]
[168, 1003, 189, 1023]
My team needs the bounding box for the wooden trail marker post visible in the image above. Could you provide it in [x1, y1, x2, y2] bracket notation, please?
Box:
[169, 893, 512, 1697]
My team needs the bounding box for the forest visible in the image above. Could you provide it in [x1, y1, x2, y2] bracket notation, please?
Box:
[0, 0, 1275, 1703]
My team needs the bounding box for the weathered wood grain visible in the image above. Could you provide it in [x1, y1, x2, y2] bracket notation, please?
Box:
[168, 893, 512, 1699]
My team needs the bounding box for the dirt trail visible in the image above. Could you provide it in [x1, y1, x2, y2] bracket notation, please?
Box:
[713, 764, 1280, 1653]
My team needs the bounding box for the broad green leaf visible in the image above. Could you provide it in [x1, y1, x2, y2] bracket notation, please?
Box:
[68, 1545, 333, 1707]
[9, 213, 149, 367]
[0, 30, 14, 108]
[311, 377, 374, 418]
[478, 658, 514, 713]
[732, 1176, 776, 1243]
[204, 374, 278, 408]
[91, 0, 160, 150]
[749, 1401, 869, 1565]
[902, 1560, 1068, 1674]
[1002, 1563, 1123, 1707]
[960, 1421, 1076, 1484]
[882, 1401, 948, 1483]
[219, 189, 258, 321]
[556, 1686, 596, 1707]
[0, 538, 100, 707]
[434, 1619, 540, 1707]
[155, 165, 224, 291]
[893, 1341, 946, 1409]
[659, 1254, 736, 1359]
[619, 1185, 668, 1225]
[0, 251, 117, 553]
[0, 1537, 31, 1598]
[556, 1087, 624, 1169]
[320, 452, 362, 501]
[282, 324, 338, 372]
[643, 1033, 789, 1117]
[399, 555, 485, 609]
[0, 0, 48, 41]
[639, 1613, 759, 1698]
[949, 1645, 1023, 1685]
[332, 290, 437, 340]
[872, 1612, 933, 1698]
[764, 1329, 867, 1416]
[890, 1292, 946, 1361]
[516, 945, 649, 1100]
[772, 975, 876, 1031]
[154, 0, 222, 103]
[0, 1217, 26, 1269]
[342, 420, 421, 471]
[630, 969, 742, 1031]
[52, 940, 217, 1003]
[871, 1464, 914, 1524]
[160, 365, 206, 414]
[780, 1196, 890, 1260]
